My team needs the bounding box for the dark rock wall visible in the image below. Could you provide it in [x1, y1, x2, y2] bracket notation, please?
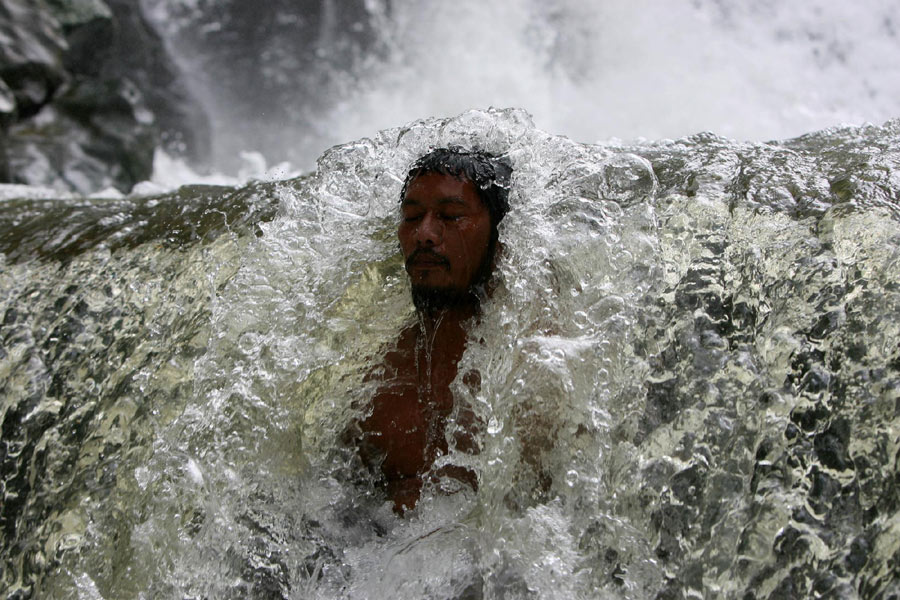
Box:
[0, 0, 208, 194]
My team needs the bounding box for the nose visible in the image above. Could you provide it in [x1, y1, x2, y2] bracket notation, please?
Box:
[414, 213, 442, 247]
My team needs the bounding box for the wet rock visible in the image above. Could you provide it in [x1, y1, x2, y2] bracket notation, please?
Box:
[0, 0, 67, 119]
[45, 0, 112, 31]
[0, 0, 208, 193]
[0, 78, 14, 119]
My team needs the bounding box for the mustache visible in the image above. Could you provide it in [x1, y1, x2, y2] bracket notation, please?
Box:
[405, 249, 450, 269]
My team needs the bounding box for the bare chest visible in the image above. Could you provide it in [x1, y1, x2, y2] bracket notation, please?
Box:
[358, 359, 457, 480]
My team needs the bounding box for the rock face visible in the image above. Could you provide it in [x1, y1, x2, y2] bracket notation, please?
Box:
[0, 0, 208, 194]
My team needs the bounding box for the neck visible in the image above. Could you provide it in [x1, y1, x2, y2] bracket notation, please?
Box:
[412, 305, 472, 399]
[416, 303, 476, 341]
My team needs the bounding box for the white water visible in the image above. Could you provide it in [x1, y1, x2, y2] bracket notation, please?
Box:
[4, 106, 900, 600]
[143, 0, 900, 183]
[327, 0, 900, 142]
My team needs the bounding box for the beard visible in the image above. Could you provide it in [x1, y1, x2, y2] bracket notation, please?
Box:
[410, 284, 481, 313]
[408, 237, 497, 314]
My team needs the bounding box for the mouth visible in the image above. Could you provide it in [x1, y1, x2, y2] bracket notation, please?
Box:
[406, 250, 450, 269]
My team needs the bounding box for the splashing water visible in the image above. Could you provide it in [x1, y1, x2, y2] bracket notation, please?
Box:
[2, 108, 899, 598]
[141, 0, 900, 175]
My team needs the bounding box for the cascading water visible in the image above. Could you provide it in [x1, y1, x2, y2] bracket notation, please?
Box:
[2, 107, 899, 599]
[139, 0, 900, 177]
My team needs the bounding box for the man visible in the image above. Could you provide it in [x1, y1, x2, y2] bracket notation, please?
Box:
[356, 148, 512, 513]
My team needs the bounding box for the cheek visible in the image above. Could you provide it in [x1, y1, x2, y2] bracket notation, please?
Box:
[456, 224, 491, 261]
[466, 219, 492, 248]
[397, 226, 413, 253]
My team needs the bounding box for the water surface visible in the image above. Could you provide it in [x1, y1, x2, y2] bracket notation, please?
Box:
[2, 109, 899, 599]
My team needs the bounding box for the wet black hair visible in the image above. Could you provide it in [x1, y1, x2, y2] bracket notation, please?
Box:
[400, 147, 512, 230]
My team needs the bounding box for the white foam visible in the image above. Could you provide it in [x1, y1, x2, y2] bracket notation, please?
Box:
[327, 0, 900, 148]
[138, 148, 303, 194]
[143, 0, 900, 185]
[0, 184, 76, 201]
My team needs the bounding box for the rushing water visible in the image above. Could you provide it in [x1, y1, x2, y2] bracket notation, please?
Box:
[141, 0, 900, 176]
[2, 108, 900, 599]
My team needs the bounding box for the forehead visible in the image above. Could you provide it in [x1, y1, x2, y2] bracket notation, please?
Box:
[402, 172, 485, 209]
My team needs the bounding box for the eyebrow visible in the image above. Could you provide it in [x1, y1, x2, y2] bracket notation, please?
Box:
[401, 196, 467, 207]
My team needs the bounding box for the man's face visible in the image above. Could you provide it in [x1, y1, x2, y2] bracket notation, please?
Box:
[399, 172, 493, 304]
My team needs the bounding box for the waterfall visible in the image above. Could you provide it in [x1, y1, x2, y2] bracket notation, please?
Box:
[138, 0, 900, 177]
[3, 1, 900, 598]
[2, 108, 899, 598]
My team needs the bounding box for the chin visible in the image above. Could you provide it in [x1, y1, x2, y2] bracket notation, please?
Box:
[410, 284, 479, 312]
